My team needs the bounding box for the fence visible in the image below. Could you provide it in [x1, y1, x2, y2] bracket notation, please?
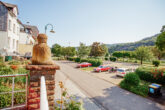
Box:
[0, 74, 28, 110]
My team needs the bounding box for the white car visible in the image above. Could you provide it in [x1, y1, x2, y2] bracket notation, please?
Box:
[116, 68, 133, 77]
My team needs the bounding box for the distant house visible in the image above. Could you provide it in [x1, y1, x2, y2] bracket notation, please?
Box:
[0, 1, 39, 56]
[18, 23, 39, 55]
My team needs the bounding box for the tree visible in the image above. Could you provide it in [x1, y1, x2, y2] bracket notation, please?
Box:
[135, 46, 153, 65]
[151, 46, 165, 60]
[77, 42, 90, 58]
[156, 32, 165, 51]
[61, 47, 76, 58]
[89, 42, 107, 57]
[51, 44, 62, 57]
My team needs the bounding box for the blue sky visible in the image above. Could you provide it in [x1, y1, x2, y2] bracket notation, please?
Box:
[2, 0, 165, 47]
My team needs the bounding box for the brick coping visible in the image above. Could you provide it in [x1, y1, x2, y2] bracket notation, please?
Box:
[26, 64, 60, 70]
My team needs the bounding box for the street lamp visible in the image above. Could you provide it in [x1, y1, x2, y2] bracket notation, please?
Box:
[45, 24, 55, 34]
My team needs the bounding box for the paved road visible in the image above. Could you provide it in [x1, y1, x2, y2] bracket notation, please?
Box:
[55, 61, 165, 110]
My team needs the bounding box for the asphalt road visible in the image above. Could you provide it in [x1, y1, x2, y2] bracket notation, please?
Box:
[55, 61, 165, 110]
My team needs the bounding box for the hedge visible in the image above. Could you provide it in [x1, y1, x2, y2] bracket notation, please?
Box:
[135, 67, 165, 85]
[109, 57, 117, 62]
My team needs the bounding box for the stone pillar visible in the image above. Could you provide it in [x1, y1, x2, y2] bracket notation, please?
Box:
[26, 65, 60, 110]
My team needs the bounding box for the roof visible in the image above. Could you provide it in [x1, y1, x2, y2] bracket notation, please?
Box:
[23, 24, 39, 38]
[0, 1, 19, 14]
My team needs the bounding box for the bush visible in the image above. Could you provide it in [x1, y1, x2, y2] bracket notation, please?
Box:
[135, 67, 165, 84]
[75, 57, 81, 62]
[0, 56, 3, 62]
[124, 73, 140, 86]
[88, 59, 102, 67]
[68, 57, 76, 61]
[0, 86, 25, 108]
[120, 73, 148, 97]
[152, 60, 160, 67]
[8, 60, 21, 65]
[80, 59, 88, 63]
[105, 57, 108, 60]
[109, 57, 117, 62]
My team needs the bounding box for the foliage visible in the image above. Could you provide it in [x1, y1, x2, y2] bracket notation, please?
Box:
[123, 73, 140, 86]
[68, 57, 76, 61]
[61, 47, 76, 57]
[80, 59, 88, 63]
[156, 32, 165, 51]
[135, 67, 165, 84]
[0, 85, 25, 108]
[108, 34, 159, 53]
[0, 56, 3, 62]
[77, 42, 90, 58]
[105, 53, 109, 57]
[75, 57, 81, 62]
[55, 81, 84, 110]
[151, 46, 165, 60]
[152, 60, 160, 67]
[109, 57, 117, 62]
[135, 46, 153, 65]
[8, 60, 21, 65]
[120, 73, 148, 97]
[88, 59, 102, 67]
[10, 65, 18, 70]
[51, 44, 62, 57]
[104, 57, 108, 60]
[89, 42, 107, 57]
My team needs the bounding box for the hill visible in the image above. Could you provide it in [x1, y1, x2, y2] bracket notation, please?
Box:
[107, 34, 160, 53]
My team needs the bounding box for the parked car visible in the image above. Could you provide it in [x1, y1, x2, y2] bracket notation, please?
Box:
[77, 62, 92, 68]
[94, 65, 111, 72]
[116, 68, 133, 77]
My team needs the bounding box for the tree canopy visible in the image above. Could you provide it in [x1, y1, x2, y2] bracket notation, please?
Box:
[156, 32, 165, 51]
[77, 42, 90, 58]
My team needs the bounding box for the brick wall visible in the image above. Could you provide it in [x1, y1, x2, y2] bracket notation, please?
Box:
[26, 65, 60, 110]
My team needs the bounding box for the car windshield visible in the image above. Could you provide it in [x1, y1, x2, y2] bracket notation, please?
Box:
[117, 69, 124, 72]
[99, 66, 103, 68]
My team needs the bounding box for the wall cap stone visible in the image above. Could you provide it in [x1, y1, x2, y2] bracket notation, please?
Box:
[26, 64, 60, 70]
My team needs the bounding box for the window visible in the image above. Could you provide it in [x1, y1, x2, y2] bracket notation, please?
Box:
[13, 39, 15, 49]
[8, 20, 11, 30]
[17, 27, 19, 35]
[8, 37, 10, 49]
[13, 24, 15, 33]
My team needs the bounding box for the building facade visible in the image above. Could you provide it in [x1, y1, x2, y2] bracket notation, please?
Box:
[0, 1, 39, 56]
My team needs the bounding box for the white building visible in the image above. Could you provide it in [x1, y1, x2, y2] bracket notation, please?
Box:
[0, 1, 39, 56]
[0, 1, 20, 55]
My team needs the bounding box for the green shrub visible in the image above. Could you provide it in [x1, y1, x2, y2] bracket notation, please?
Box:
[0, 56, 3, 62]
[124, 73, 140, 86]
[80, 59, 88, 63]
[0, 86, 25, 108]
[8, 60, 21, 65]
[75, 57, 81, 62]
[68, 57, 76, 61]
[88, 59, 103, 67]
[109, 57, 117, 62]
[105, 57, 108, 60]
[152, 60, 160, 67]
[135, 67, 165, 84]
[120, 73, 148, 97]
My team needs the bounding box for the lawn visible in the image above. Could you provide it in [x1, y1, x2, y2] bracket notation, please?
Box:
[80, 67, 96, 71]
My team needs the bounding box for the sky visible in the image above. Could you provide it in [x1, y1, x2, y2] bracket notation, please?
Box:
[2, 0, 165, 47]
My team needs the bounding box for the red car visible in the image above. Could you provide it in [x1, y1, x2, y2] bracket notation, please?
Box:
[77, 62, 92, 68]
[94, 65, 111, 72]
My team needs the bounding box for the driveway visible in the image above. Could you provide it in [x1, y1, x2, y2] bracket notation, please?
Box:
[55, 61, 165, 110]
